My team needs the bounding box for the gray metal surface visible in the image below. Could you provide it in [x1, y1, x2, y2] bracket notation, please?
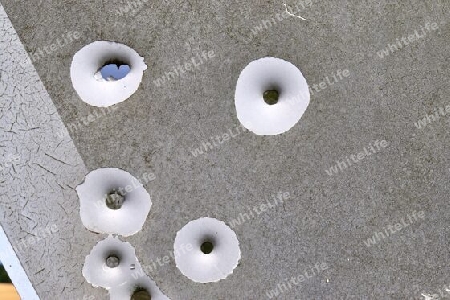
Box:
[0, 4, 103, 299]
[0, 0, 449, 299]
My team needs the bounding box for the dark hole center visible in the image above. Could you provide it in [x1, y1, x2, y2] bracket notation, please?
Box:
[200, 241, 214, 254]
[106, 190, 125, 210]
[106, 255, 120, 268]
[263, 90, 279, 105]
[131, 288, 152, 300]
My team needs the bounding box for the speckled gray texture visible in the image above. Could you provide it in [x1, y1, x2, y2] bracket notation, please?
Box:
[0, 0, 449, 299]
[0, 5, 104, 299]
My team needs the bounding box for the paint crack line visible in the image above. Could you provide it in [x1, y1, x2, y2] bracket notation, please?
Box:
[283, 2, 307, 20]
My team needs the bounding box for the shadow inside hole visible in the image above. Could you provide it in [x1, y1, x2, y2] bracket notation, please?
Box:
[99, 59, 130, 81]
[106, 190, 125, 210]
[105, 254, 120, 268]
[263, 89, 280, 105]
[131, 287, 151, 300]
[200, 240, 214, 254]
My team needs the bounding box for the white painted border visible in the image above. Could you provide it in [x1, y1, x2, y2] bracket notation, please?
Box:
[0, 226, 39, 300]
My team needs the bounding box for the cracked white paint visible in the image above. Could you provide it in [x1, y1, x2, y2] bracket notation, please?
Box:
[0, 4, 104, 299]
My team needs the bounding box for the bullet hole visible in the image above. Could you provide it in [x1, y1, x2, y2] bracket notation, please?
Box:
[105, 255, 120, 268]
[131, 288, 151, 300]
[235, 57, 310, 135]
[99, 59, 130, 81]
[106, 190, 125, 210]
[263, 90, 279, 105]
[200, 240, 214, 254]
[71, 41, 147, 106]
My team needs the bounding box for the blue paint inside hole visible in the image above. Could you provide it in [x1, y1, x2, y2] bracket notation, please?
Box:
[100, 63, 130, 81]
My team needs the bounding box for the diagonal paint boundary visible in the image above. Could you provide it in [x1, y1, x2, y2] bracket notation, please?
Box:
[0, 3, 94, 299]
[0, 4, 40, 299]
